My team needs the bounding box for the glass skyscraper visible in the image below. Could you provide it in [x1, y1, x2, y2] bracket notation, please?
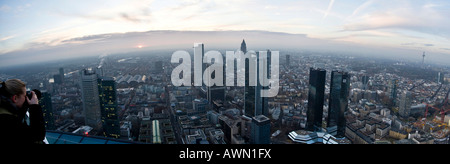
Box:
[388, 79, 398, 106]
[306, 68, 326, 132]
[40, 91, 55, 130]
[98, 76, 120, 138]
[251, 115, 271, 144]
[327, 71, 350, 138]
[194, 43, 205, 87]
[260, 50, 271, 117]
[243, 40, 269, 118]
[243, 40, 257, 118]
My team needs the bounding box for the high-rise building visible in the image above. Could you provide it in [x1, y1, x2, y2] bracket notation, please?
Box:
[40, 91, 55, 130]
[438, 72, 442, 84]
[327, 71, 350, 138]
[388, 79, 398, 106]
[243, 40, 253, 118]
[59, 67, 64, 84]
[194, 43, 205, 87]
[80, 68, 120, 137]
[152, 61, 163, 73]
[98, 76, 120, 138]
[259, 50, 271, 117]
[244, 50, 258, 118]
[361, 75, 369, 90]
[80, 68, 102, 130]
[399, 91, 412, 118]
[240, 39, 270, 118]
[286, 55, 290, 68]
[240, 39, 247, 53]
[251, 115, 271, 144]
[205, 59, 226, 107]
[243, 43, 269, 118]
[230, 39, 247, 89]
[306, 68, 326, 132]
[53, 74, 62, 85]
[194, 43, 210, 101]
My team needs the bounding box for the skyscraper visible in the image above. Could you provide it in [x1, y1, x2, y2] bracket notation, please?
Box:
[399, 90, 412, 118]
[240, 39, 247, 53]
[194, 43, 205, 87]
[438, 72, 442, 84]
[80, 68, 120, 137]
[306, 68, 326, 132]
[98, 76, 120, 138]
[388, 79, 398, 106]
[194, 43, 210, 101]
[286, 55, 290, 68]
[361, 75, 369, 90]
[53, 74, 62, 85]
[256, 49, 272, 117]
[207, 65, 226, 107]
[259, 50, 271, 117]
[243, 41, 269, 118]
[242, 40, 252, 117]
[244, 50, 258, 118]
[251, 115, 271, 144]
[153, 61, 163, 73]
[327, 71, 350, 138]
[80, 68, 102, 130]
[59, 67, 64, 84]
[40, 91, 55, 130]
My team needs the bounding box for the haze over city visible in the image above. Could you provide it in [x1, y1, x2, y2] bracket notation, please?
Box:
[1, 0, 450, 67]
[1, 0, 450, 146]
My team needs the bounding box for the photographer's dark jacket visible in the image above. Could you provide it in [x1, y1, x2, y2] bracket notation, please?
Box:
[0, 95, 46, 144]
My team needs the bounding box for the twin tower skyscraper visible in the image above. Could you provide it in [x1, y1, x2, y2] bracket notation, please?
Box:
[306, 68, 350, 138]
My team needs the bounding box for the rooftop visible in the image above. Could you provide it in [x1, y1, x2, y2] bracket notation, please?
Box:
[253, 115, 270, 122]
[288, 130, 351, 144]
[45, 130, 140, 144]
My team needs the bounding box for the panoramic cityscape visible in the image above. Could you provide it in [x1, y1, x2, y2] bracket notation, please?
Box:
[1, 0, 449, 145]
[1, 40, 449, 144]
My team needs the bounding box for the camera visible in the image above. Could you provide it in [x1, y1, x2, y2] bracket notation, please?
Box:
[22, 89, 41, 109]
[26, 89, 42, 100]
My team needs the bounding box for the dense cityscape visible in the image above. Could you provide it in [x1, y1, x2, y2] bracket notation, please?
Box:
[1, 39, 448, 144]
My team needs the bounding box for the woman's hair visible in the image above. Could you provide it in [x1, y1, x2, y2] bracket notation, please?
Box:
[0, 79, 26, 97]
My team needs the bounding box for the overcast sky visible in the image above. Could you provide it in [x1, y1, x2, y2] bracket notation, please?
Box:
[1, 0, 450, 67]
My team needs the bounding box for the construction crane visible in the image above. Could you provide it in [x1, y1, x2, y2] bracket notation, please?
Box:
[423, 101, 449, 123]
[423, 103, 439, 119]
[422, 87, 450, 120]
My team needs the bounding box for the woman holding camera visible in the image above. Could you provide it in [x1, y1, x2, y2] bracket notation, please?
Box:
[0, 79, 45, 144]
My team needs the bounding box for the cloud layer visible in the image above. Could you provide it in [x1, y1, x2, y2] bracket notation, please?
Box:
[0, 0, 449, 65]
